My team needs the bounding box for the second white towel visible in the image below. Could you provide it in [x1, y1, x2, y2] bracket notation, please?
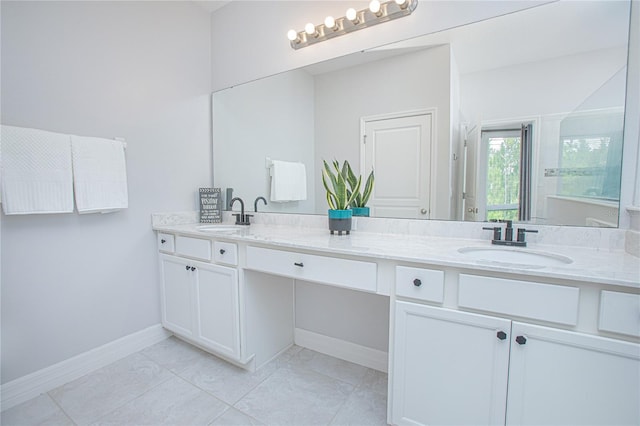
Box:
[71, 135, 128, 214]
[269, 160, 307, 202]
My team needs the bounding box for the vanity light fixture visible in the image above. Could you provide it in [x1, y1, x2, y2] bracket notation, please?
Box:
[345, 7, 360, 24]
[287, 29, 300, 43]
[324, 15, 338, 31]
[287, 0, 418, 50]
[305, 22, 319, 38]
[369, 0, 383, 17]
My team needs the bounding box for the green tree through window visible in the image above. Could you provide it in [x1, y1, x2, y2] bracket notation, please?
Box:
[486, 136, 520, 221]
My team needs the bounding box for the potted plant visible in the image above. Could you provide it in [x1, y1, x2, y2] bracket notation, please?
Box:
[322, 160, 361, 235]
[344, 161, 374, 217]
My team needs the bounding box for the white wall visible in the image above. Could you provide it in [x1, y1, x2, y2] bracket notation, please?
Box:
[213, 70, 316, 213]
[314, 45, 452, 219]
[459, 47, 628, 124]
[295, 281, 389, 352]
[1, 1, 212, 383]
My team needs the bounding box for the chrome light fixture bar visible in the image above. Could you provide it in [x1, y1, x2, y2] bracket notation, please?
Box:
[287, 0, 418, 50]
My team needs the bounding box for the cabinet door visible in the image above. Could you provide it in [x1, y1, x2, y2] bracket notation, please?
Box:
[507, 322, 640, 425]
[193, 261, 240, 359]
[159, 255, 194, 337]
[392, 302, 511, 426]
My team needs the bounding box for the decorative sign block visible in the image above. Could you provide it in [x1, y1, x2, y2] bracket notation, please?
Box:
[199, 187, 222, 223]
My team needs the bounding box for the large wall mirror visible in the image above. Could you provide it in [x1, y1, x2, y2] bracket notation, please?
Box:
[213, 0, 631, 227]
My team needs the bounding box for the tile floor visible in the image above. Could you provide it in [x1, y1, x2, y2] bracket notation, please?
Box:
[2, 337, 388, 426]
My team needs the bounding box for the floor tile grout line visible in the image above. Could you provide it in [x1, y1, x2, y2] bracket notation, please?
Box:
[164, 368, 233, 414]
[227, 361, 285, 408]
[325, 387, 355, 426]
[45, 392, 78, 426]
[206, 404, 232, 426]
[207, 406, 264, 426]
[167, 357, 264, 412]
[290, 350, 376, 390]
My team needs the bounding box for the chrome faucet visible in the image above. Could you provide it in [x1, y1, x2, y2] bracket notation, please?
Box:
[254, 196, 267, 212]
[483, 219, 537, 247]
[230, 197, 252, 225]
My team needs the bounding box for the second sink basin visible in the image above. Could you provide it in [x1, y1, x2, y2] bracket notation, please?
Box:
[457, 246, 573, 269]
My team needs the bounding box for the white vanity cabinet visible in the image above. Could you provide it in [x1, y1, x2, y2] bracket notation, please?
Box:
[159, 253, 240, 361]
[506, 322, 639, 425]
[391, 273, 640, 426]
[392, 302, 511, 425]
[159, 254, 196, 338]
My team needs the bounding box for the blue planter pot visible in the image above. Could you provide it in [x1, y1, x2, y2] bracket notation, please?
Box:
[328, 209, 352, 235]
[351, 207, 370, 217]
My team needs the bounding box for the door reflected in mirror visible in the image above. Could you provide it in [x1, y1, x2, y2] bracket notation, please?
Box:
[212, 0, 631, 227]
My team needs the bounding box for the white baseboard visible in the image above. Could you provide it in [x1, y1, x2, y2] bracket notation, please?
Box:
[294, 328, 388, 373]
[1, 324, 170, 412]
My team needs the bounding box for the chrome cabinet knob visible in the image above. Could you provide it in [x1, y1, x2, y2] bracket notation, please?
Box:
[420, 208, 427, 215]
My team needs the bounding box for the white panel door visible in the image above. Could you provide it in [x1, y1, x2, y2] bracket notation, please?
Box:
[363, 113, 432, 219]
[159, 255, 195, 337]
[194, 261, 240, 359]
[507, 322, 640, 425]
[392, 302, 511, 426]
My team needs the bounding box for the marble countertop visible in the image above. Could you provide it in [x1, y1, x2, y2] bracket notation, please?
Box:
[153, 222, 640, 289]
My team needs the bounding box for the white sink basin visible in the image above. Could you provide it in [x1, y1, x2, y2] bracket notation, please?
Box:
[196, 224, 244, 233]
[457, 246, 573, 269]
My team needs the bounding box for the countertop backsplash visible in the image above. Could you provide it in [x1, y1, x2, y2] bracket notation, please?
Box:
[152, 211, 628, 253]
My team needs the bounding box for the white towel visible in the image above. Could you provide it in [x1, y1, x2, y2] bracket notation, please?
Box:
[269, 160, 307, 202]
[71, 135, 128, 214]
[1, 125, 74, 215]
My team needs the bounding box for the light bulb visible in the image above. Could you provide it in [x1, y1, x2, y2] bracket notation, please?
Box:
[305, 22, 317, 36]
[324, 15, 336, 30]
[346, 7, 359, 24]
[287, 29, 299, 42]
[369, 0, 381, 15]
[395, 0, 408, 9]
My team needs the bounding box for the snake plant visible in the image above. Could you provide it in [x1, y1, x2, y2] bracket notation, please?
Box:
[344, 161, 374, 208]
[322, 160, 361, 210]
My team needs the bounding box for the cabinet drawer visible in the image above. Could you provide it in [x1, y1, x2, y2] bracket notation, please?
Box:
[599, 291, 640, 337]
[458, 274, 579, 326]
[246, 246, 377, 292]
[396, 266, 444, 303]
[214, 241, 238, 266]
[157, 233, 175, 253]
[175, 236, 211, 261]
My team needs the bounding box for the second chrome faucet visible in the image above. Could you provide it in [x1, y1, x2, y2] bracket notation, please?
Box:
[483, 219, 538, 247]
